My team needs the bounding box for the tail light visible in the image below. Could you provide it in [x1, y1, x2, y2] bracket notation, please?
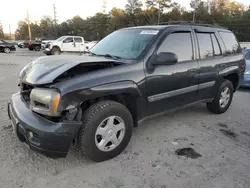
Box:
[28, 42, 32, 46]
[239, 58, 246, 72]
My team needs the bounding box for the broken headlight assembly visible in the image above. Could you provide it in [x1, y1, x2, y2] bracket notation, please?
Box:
[30, 88, 61, 117]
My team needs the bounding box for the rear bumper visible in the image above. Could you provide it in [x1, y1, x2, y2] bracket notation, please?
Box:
[8, 93, 82, 158]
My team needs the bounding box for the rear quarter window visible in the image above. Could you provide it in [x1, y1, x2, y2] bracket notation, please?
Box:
[219, 31, 241, 55]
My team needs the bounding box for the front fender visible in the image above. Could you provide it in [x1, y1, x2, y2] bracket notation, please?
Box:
[59, 81, 142, 111]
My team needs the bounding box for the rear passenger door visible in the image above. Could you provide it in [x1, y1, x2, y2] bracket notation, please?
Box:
[194, 28, 224, 100]
[74, 37, 85, 52]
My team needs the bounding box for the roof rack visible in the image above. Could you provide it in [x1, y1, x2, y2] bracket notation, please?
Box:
[157, 21, 226, 29]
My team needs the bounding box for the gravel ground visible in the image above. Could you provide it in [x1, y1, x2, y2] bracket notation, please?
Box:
[0, 49, 250, 188]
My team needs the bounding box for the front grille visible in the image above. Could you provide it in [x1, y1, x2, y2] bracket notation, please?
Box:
[20, 83, 33, 103]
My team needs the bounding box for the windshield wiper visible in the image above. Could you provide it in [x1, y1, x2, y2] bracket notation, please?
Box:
[83, 52, 122, 60]
[83, 51, 97, 56]
[102, 54, 122, 60]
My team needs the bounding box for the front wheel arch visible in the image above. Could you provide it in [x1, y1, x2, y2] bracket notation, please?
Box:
[51, 46, 61, 55]
[52, 45, 61, 51]
[59, 81, 143, 126]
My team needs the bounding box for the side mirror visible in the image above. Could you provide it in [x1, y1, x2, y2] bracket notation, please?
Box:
[152, 52, 178, 66]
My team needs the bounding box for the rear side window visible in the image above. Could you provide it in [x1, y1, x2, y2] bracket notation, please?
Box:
[157, 32, 193, 62]
[197, 33, 213, 58]
[74, 37, 83, 43]
[219, 32, 241, 54]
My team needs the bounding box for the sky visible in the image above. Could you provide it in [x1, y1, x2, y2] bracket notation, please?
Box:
[0, 0, 249, 33]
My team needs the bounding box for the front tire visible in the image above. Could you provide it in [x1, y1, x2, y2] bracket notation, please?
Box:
[4, 47, 10, 53]
[79, 100, 133, 162]
[207, 80, 234, 114]
[51, 47, 60, 55]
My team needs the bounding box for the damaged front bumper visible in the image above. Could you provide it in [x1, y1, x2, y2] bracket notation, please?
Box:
[8, 92, 82, 158]
[43, 48, 52, 55]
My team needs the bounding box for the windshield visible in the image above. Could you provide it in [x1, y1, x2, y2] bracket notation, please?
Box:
[90, 29, 158, 59]
[244, 50, 250, 60]
[56, 36, 66, 41]
[0, 40, 6, 44]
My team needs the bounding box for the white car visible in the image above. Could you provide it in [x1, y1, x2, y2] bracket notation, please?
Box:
[41, 40, 55, 50]
[44, 36, 85, 55]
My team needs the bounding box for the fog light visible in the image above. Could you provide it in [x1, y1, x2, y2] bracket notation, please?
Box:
[28, 132, 33, 138]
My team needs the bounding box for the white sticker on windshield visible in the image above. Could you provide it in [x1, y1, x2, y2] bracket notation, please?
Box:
[140, 30, 159, 35]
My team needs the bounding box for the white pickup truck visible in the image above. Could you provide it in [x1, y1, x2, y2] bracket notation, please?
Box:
[43, 36, 85, 55]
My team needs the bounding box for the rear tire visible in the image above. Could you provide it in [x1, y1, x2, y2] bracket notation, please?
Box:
[35, 46, 40, 51]
[207, 80, 234, 114]
[79, 100, 133, 162]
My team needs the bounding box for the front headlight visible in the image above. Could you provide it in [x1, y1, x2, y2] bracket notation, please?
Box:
[30, 88, 61, 116]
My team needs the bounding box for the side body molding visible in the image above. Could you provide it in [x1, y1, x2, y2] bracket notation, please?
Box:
[80, 81, 142, 99]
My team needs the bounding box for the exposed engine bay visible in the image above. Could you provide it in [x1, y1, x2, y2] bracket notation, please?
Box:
[54, 62, 122, 82]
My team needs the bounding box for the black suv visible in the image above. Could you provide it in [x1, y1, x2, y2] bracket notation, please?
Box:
[0, 40, 16, 53]
[8, 23, 245, 162]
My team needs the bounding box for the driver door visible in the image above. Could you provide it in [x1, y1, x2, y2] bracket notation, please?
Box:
[146, 28, 199, 115]
[62, 37, 75, 52]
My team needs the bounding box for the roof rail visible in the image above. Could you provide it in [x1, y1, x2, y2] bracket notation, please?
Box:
[157, 21, 226, 29]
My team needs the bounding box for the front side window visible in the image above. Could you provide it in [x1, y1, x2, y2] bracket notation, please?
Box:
[90, 29, 157, 59]
[63, 37, 73, 43]
[197, 33, 213, 59]
[157, 32, 193, 62]
[219, 31, 241, 54]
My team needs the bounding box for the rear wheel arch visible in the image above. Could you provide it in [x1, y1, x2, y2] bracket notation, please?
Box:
[223, 73, 239, 92]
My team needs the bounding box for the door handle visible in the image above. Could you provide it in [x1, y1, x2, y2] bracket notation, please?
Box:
[188, 69, 197, 74]
[221, 64, 227, 68]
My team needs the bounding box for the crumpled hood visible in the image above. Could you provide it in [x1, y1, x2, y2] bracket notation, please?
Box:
[20, 55, 121, 85]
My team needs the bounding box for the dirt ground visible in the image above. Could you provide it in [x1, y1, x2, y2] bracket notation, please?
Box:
[0, 49, 250, 188]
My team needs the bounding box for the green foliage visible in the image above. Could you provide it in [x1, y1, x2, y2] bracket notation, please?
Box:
[146, 0, 172, 11]
[14, 0, 250, 42]
[125, 0, 143, 14]
[0, 23, 4, 39]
